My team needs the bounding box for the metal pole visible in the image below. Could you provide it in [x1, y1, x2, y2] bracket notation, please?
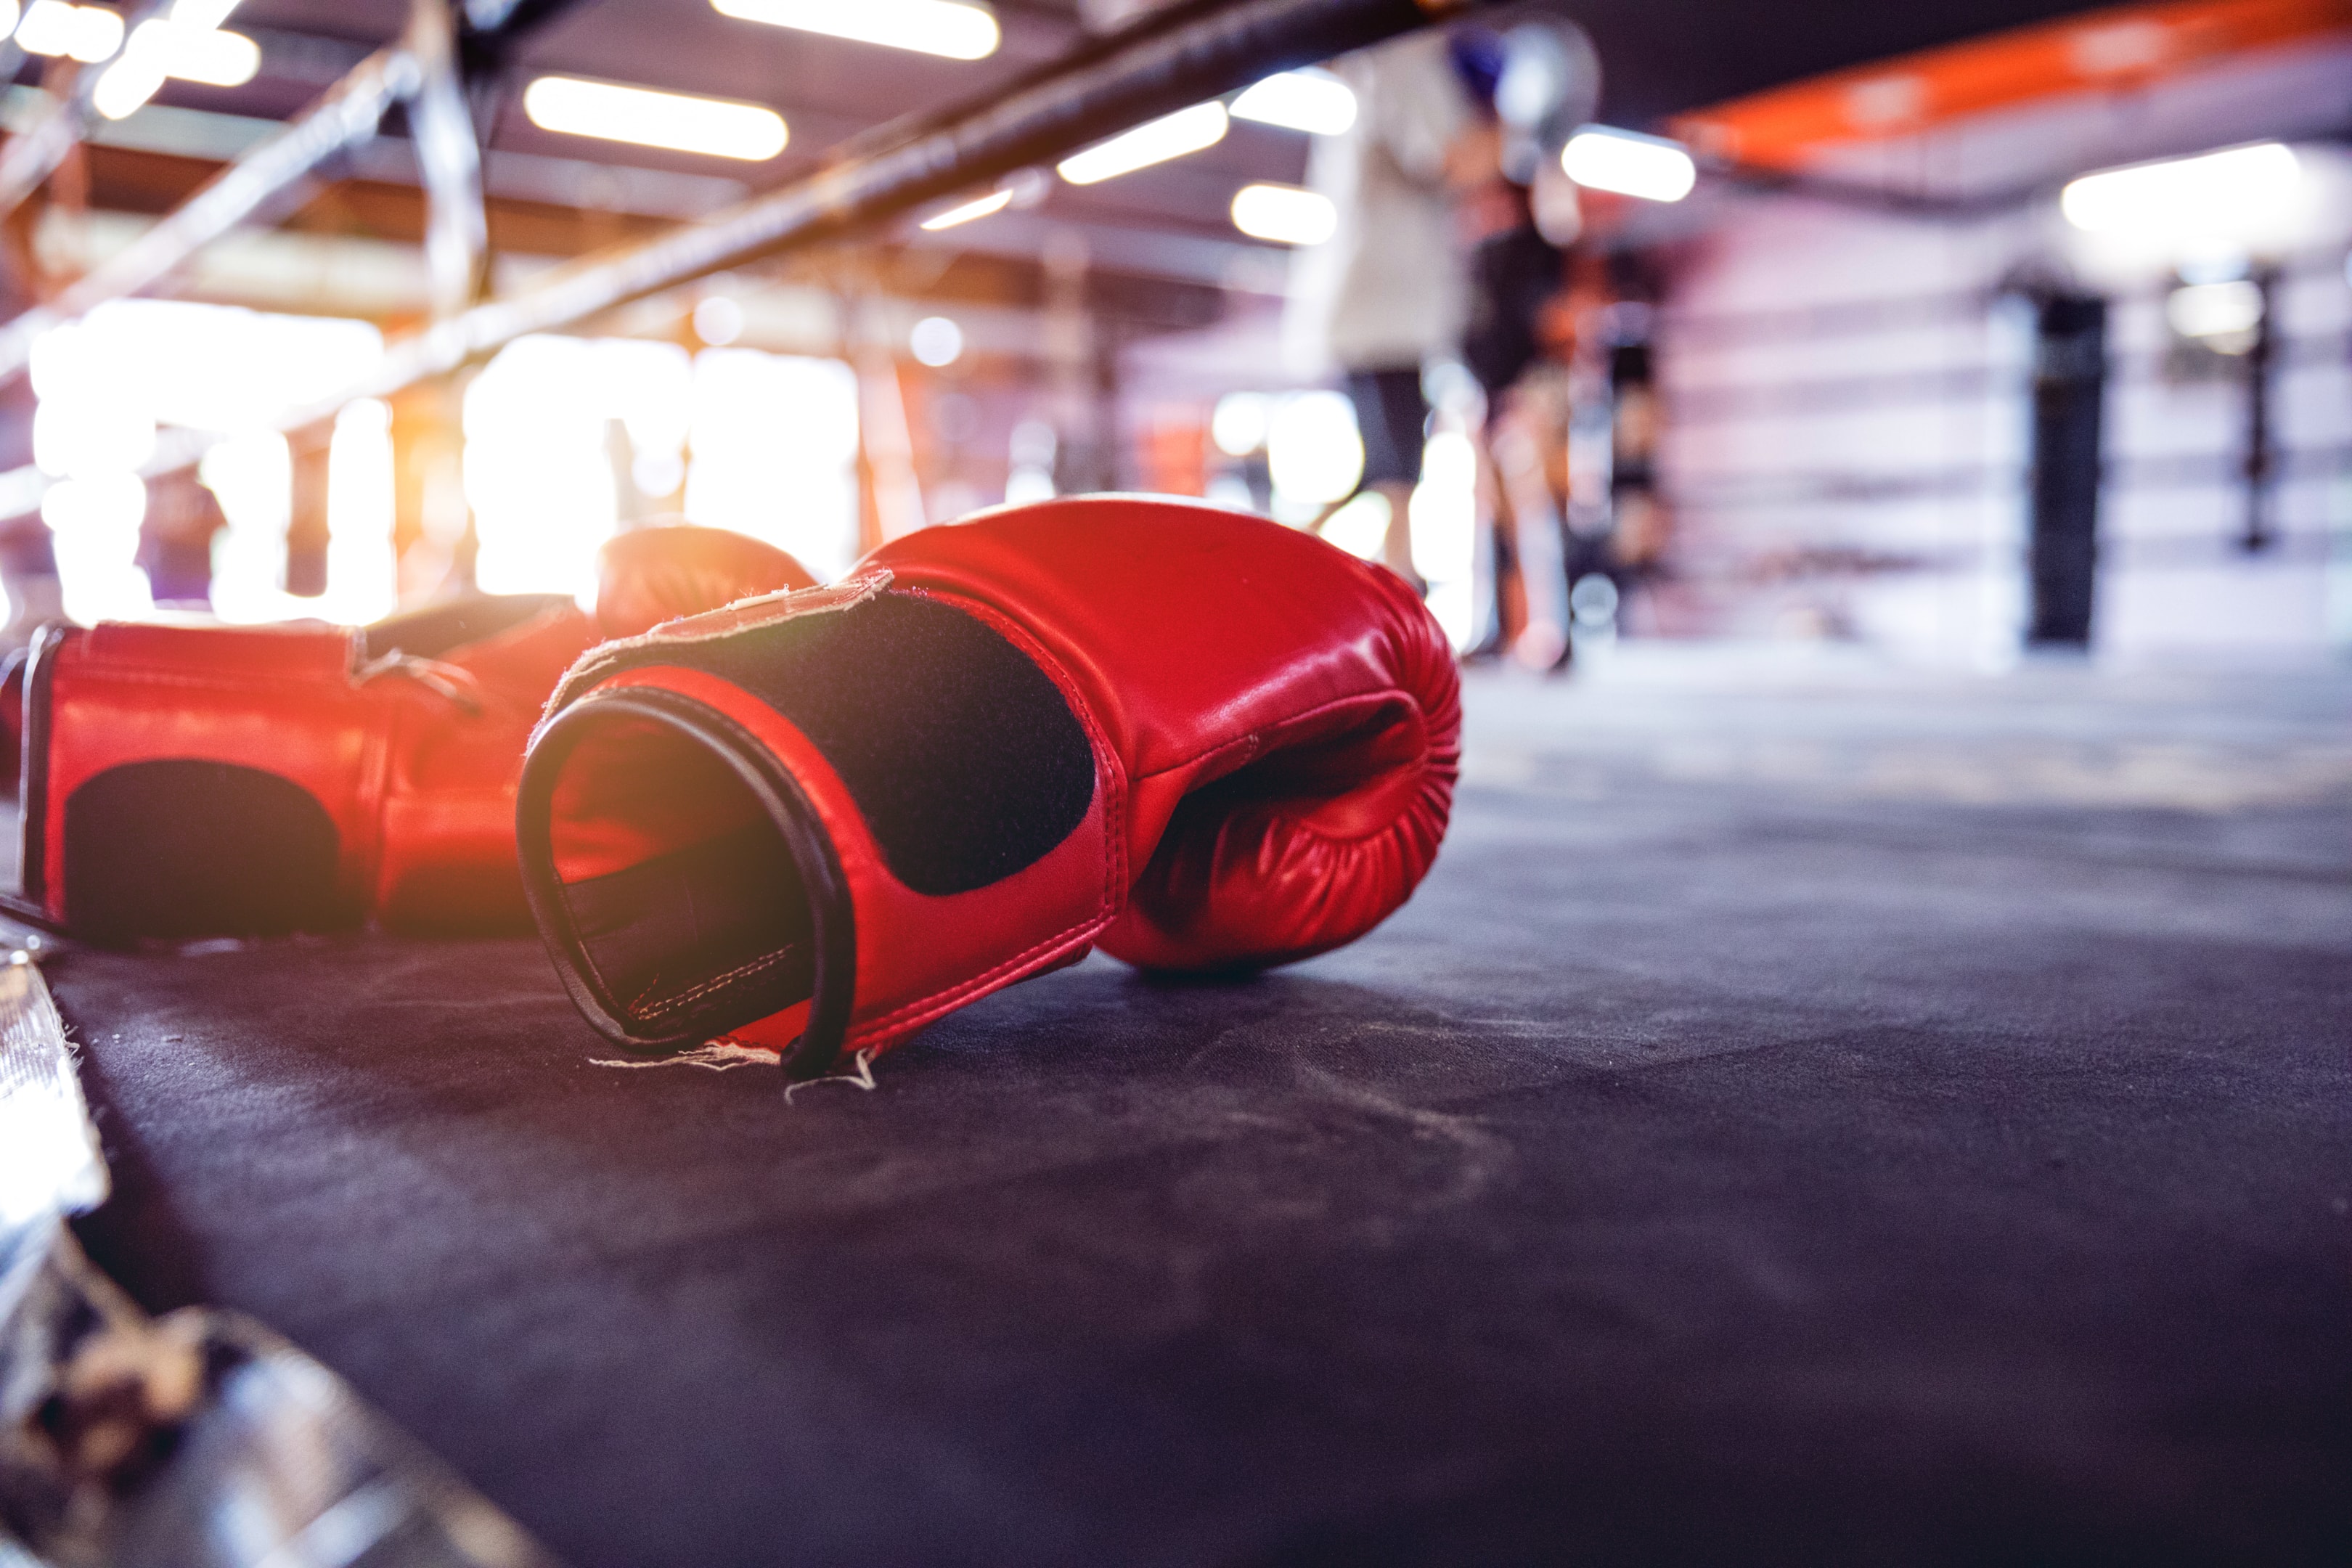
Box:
[0, 63, 97, 226]
[2240, 265, 2277, 553]
[0, 0, 171, 224]
[319, 0, 1491, 410]
[409, 0, 491, 319]
[0, 46, 419, 379]
[0, 0, 1492, 503]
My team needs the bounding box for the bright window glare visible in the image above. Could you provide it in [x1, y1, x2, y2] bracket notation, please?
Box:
[1229, 68, 1356, 136]
[1409, 428, 1477, 649]
[1409, 429, 1477, 581]
[1561, 126, 1696, 203]
[32, 398, 152, 480]
[1211, 391, 1270, 457]
[202, 430, 295, 624]
[1057, 102, 1227, 186]
[685, 348, 862, 581]
[1266, 390, 1362, 507]
[920, 188, 1013, 231]
[32, 300, 381, 433]
[1320, 491, 1389, 560]
[2061, 142, 2299, 236]
[523, 76, 788, 161]
[15, 1, 122, 62]
[909, 316, 963, 367]
[42, 475, 150, 624]
[1230, 182, 1336, 245]
[465, 336, 694, 598]
[30, 301, 385, 625]
[324, 399, 396, 626]
[711, 0, 999, 60]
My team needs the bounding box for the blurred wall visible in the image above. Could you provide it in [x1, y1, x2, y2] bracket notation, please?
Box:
[1651, 38, 2352, 666]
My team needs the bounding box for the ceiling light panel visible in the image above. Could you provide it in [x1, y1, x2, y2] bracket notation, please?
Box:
[168, 0, 244, 28]
[1229, 70, 1355, 136]
[1056, 102, 1227, 186]
[2060, 142, 2299, 236]
[15, 1, 125, 62]
[1560, 126, 1696, 203]
[523, 76, 788, 162]
[158, 23, 259, 86]
[711, 0, 999, 61]
[1230, 183, 1336, 245]
[920, 189, 1013, 231]
[94, 21, 259, 119]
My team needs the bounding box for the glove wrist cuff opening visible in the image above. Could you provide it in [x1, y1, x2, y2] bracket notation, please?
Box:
[517, 686, 856, 1081]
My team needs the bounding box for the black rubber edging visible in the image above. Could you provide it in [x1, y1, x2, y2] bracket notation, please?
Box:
[515, 685, 856, 1084]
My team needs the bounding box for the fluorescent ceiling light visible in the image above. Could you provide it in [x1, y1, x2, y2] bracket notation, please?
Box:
[94, 20, 260, 119]
[168, 0, 243, 28]
[1230, 182, 1336, 245]
[1230, 69, 1355, 136]
[1057, 102, 1226, 186]
[15, 1, 125, 62]
[920, 188, 1013, 231]
[148, 23, 259, 86]
[1561, 126, 1695, 203]
[523, 76, 788, 161]
[93, 57, 163, 119]
[2061, 142, 2298, 235]
[711, 0, 999, 60]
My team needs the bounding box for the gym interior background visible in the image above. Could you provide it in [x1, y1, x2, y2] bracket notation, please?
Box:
[0, 0, 2345, 1563]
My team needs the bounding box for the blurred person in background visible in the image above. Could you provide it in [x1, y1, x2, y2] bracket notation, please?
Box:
[1453, 23, 1592, 672]
[1284, 29, 1485, 596]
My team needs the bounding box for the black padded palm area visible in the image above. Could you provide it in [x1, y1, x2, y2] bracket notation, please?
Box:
[637, 592, 1095, 896]
[65, 761, 343, 941]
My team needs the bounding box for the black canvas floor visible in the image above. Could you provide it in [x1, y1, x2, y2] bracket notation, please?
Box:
[31, 653, 2352, 1566]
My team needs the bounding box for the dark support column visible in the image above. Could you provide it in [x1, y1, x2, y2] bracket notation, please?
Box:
[2240, 265, 2277, 553]
[2026, 293, 2106, 650]
[286, 424, 334, 598]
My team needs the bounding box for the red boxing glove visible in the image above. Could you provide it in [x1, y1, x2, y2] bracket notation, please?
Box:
[517, 497, 1459, 1077]
[14, 526, 812, 942]
[595, 524, 819, 642]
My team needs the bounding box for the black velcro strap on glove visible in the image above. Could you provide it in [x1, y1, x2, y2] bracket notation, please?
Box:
[552, 589, 1096, 896]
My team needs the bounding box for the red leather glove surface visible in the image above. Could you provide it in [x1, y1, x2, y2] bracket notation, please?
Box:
[15, 526, 811, 942]
[870, 501, 1458, 972]
[595, 524, 817, 640]
[518, 497, 1460, 1077]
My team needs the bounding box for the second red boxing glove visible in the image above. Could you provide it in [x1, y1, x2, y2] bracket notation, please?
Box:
[13, 525, 812, 943]
[515, 497, 1460, 1077]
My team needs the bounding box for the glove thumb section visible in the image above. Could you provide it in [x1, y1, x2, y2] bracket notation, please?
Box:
[1099, 621, 1461, 972]
[595, 526, 817, 642]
